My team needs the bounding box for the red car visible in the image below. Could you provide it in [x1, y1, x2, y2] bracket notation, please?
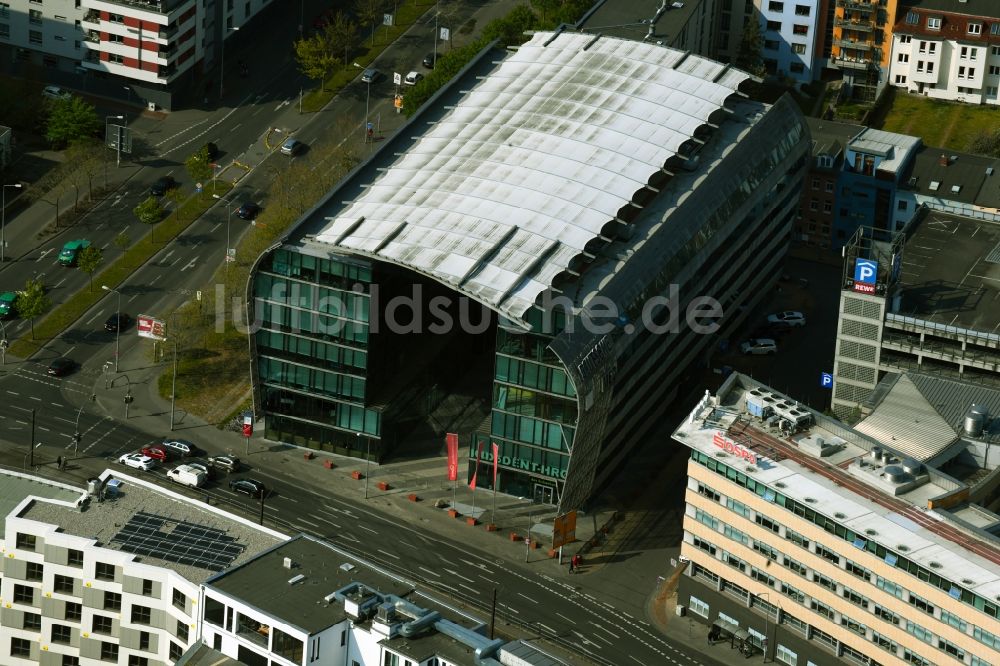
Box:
[140, 445, 169, 462]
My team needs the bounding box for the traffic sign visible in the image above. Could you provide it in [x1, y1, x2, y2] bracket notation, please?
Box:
[820, 372, 833, 388]
[393, 72, 402, 85]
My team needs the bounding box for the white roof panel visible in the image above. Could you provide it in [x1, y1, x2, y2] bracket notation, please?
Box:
[314, 31, 749, 322]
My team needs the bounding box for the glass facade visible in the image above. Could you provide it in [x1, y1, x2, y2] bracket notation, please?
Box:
[255, 249, 381, 456]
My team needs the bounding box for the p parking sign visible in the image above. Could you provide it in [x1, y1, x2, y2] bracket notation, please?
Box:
[853, 258, 878, 294]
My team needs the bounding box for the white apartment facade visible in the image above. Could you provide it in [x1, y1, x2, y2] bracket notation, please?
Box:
[888, 4, 1000, 105]
[759, 0, 823, 85]
[674, 376, 1000, 666]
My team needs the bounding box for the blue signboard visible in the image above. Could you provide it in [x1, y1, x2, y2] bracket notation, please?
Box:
[853, 258, 878, 294]
[820, 372, 833, 389]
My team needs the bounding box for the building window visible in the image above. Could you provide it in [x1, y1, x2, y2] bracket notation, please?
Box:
[988, 86, 999, 96]
[68, 549, 83, 567]
[789, 62, 805, 74]
[100, 642, 118, 662]
[54, 574, 74, 593]
[10, 638, 31, 657]
[794, 4, 809, 16]
[172, 588, 187, 610]
[108, 12, 123, 22]
[961, 46, 968, 59]
[169, 642, 183, 661]
[898, 53, 908, 63]
[65, 602, 82, 621]
[969, 23, 982, 35]
[131, 605, 152, 625]
[14, 584, 34, 605]
[990, 66, 1000, 75]
[776, 644, 797, 666]
[941, 611, 966, 632]
[895, 75, 907, 84]
[968, 68, 975, 78]
[768, 1, 783, 10]
[792, 24, 807, 35]
[927, 62, 934, 73]
[766, 20, 780, 31]
[109, 33, 124, 43]
[23, 612, 41, 630]
[51, 624, 72, 644]
[897, 200, 908, 211]
[905, 11, 918, 24]
[809, 200, 818, 211]
[0, 3, 8, 19]
[764, 39, 780, 51]
[15, 533, 36, 551]
[905, 620, 934, 644]
[139, 631, 150, 650]
[900, 35, 911, 43]
[791, 43, 806, 54]
[927, 17, 941, 30]
[994, 46, 1000, 56]
[28, 9, 41, 25]
[92, 614, 113, 635]
[26, 561, 43, 581]
[95, 562, 115, 581]
[109, 54, 125, 64]
[177, 619, 189, 643]
[128, 657, 148, 666]
[0, 23, 8, 38]
[810, 177, 819, 190]
[689, 596, 709, 618]
[908, 593, 935, 616]
[103, 591, 121, 611]
[62, 656, 79, 666]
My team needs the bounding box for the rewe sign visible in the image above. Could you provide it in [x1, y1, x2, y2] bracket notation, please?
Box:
[713, 431, 757, 464]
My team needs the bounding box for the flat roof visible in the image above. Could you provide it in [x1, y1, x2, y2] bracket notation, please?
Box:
[174, 644, 243, 666]
[900, 147, 994, 204]
[0, 471, 83, 539]
[895, 209, 1000, 333]
[804, 117, 863, 159]
[311, 30, 749, 325]
[575, 0, 703, 45]
[19, 472, 283, 583]
[848, 128, 921, 174]
[673, 374, 1000, 601]
[206, 535, 414, 635]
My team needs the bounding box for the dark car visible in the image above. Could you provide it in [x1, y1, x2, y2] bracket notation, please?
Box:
[236, 203, 261, 221]
[422, 53, 436, 68]
[229, 478, 266, 498]
[104, 312, 131, 332]
[150, 176, 177, 196]
[186, 461, 216, 481]
[47, 357, 75, 376]
[208, 455, 241, 473]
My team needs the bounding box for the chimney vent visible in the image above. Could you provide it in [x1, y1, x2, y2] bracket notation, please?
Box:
[283, 557, 294, 569]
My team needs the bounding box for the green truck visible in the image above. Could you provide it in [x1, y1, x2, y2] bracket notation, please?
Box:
[0, 291, 15, 318]
[58, 239, 90, 266]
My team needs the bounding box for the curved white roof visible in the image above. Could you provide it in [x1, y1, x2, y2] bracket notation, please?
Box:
[315, 31, 750, 322]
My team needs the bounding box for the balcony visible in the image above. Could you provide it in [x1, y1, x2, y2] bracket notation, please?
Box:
[836, 0, 876, 11]
[835, 18, 873, 32]
[81, 9, 101, 26]
[835, 38, 874, 52]
[82, 0, 190, 15]
[157, 64, 176, 79]
[85, 30, 100, 43]
[158, 24, 178, 40]
[834, 55, 876, 70]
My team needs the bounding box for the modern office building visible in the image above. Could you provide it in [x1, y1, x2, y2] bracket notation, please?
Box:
[0, 468, 284, 666]
[830, 207, 1000, 419]
[202, 533, 560, 666]
[888, 0, 1000, 105]
[759, 0, 825, 85]
[796, 117, 864, 249]
[246, 30, 811, 511]
[674, 372, 1000, 666]
[0, 0, 274, 109]
[832, 0, 901, 101]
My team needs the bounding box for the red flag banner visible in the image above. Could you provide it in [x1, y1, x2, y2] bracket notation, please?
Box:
[446, 433, 459, 481]
[469, 442, 482, 490]
[492, 442, 499, 485]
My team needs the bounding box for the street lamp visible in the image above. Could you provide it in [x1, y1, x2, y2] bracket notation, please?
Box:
[2, 182, 22, 262]
[219, 26, 240, 99]
[101, 285, 121, 373]
[105, 115, 124, 168]
[0, 319, 7, 366]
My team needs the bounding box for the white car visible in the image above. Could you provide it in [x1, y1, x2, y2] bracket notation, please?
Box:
[404, 71, 423, 86]
[767, 311, 806, 327]
[118, 453, 156, 471]
[42, 85, 72, 101]
[740, 338, 777, 355]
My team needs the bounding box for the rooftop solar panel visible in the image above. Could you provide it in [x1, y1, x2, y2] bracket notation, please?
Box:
[110, 512, 245, 571]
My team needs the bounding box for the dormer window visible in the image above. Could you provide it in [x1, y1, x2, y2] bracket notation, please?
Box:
[927, 17, 941, 30]
[969, 23, 982, 35]
[816, 155, 833, 169]
[905, 11, 918, 25]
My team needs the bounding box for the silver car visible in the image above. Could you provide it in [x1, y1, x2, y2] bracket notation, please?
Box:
[740, 338, 777, 355]
[361, 67, 381, 84]
[280, 138, 303, 156]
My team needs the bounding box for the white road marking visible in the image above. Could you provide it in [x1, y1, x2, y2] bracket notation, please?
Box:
[536, 622, 555, 635]
[591, 622, 621, 639]
[376, 549, 400, 560]
[516, 592, 538, 604]
[298, 517, 321, 528]
[54, 277, 67, 288]
[210, 223, 221, 233]
[357, 523, 377, 534]
[180, 257, 198, 271]
[556, 612, 573, 623]
[230, 123, 242, 132]
[443, 569, 476, 584]
[417, 566, 441, 578]
[458, 582, 477, 594]
[85, 312, 103, 325]
[38, 248, 53, 261]
[38, 426, 50, 431]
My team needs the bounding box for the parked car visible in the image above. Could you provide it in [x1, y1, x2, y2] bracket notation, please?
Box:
[47, 357, 75, 376]
[118, 453, 156, 471]
[141, 445, 169, 462]
[421, 53, 436, 68]
[42, 85, 72, 101]
[0, 291, 17, 318]
[167, 464, 208, 488]
[767, 311, 806, 328]
[361, 67, 381, 83]
[280, 138, 303, 156]
[186, 461, 216, 481]
[740, 338, 777, 355]
[208, 455, 240, 473]
[150, 176, 177, 196]
[104, 313, 131, 332]
[229, 478, 266, 498]
[236, 203, 261, 221]
[161, 438, 198, 457]
[404, 71, 423, 86]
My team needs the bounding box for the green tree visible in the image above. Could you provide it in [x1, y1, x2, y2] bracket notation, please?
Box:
[735, 17, 766, 78]
[184, 146, 213, 184]
[133, 196, 164, 243]
[114, 231, 131, 267]
[295, 32, 339, 92]
[968, 128, 1000, 157]
[354, 0, 385, 46]
[16, 279, 50, 340]
[482, 5, 538, 47]
[165, 188, 186, 223]
[76, 245, 103, 293]
[45, 97, 101, 148]
[327, 12, 360, 66]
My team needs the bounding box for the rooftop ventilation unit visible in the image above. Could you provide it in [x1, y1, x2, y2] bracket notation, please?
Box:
[288, 574, 305, 585]
[283, 557, 294, 569]
[964, 404, 989, 437]
[901, 458, 923, 475]
[869, 446, 882, 461]
[987, 167, 994, 176]
[884, 465, 909, 484]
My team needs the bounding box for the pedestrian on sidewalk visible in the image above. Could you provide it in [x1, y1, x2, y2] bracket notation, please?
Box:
[568, 558, 575, 574]
[572, 554, 582, 572]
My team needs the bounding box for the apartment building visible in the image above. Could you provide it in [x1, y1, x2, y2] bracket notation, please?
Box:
[0, 0, 274, 109]
[796, 118, 864, 248]
[674, 373, 1000, 666]
[202, 533, 560, 666]
[759, 0, 824, 84]
[888, 1, 1000, 105]
[833, 0, 900, 101]
[0, 468, 284, 666]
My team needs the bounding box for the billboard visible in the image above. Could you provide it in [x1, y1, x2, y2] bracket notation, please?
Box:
[552, 510, 578, 549]
[853, 258, 878, 294]
[136, 314, 166, 341]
